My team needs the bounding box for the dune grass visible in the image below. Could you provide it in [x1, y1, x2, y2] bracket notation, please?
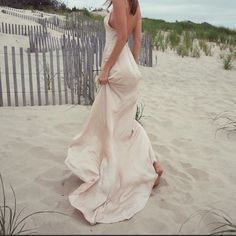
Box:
[223, 54, 233, 70]
[191, 43, 201, 58]
[153, 32, 167, 52]
[135, 102, 148, 126]
[142, 17, 236, 60]
[178, 207, 236, 235]
[167, 30, 181, 50]
[142, 17, 236, 47]
[0, 172, 70, 235]
[176, 44, 189, 57]
[199, 40, 213, 56]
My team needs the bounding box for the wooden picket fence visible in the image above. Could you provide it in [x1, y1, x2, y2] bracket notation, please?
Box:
[0, 6, 154, 107]
[0, 44, 98, 107]
[1, 7, 41, 23]
[1, 6, 71, 33]
[0, 34, 152, 107]
[0, 22, 47, 36]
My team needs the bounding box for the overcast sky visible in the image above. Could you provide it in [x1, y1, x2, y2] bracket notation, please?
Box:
[63, 0, 236, 29]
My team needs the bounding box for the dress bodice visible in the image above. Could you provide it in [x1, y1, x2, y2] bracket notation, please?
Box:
[101, 11, 142, 83]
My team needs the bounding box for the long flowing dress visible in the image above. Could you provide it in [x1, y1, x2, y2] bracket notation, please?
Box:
[64, 11, 159, 225]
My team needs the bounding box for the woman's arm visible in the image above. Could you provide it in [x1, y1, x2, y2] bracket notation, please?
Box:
[99, 0, 128, 78]
[132, 5, 141, 63]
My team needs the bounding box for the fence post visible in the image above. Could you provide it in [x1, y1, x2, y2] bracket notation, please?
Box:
[19, 47, 26, 106]
[56, 49, 62, 105]
[42, 50, 49, 105]
[27, 48, 34, 106]
[4, 46, 11, 106]
[70, 42, 75, 104]
[62, 46, 68, 104]
[12, 46, 18, 106]
[35, 48, 42, 106]
[88, 40, 95, 104]
[149, 34, 153, 67]
[49, 49, 56, 105]
[0, 69, 3, 107]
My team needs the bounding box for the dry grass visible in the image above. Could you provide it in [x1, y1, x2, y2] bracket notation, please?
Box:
[178, 207, 236, 235]
[135, 102, 148, 126]
[0, 172, 70, 235]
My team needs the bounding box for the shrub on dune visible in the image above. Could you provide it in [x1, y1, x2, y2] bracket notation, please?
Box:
[222, 53, 233, 70]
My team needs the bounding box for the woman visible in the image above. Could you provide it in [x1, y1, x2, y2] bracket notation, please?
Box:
[64, 0, 163, 225]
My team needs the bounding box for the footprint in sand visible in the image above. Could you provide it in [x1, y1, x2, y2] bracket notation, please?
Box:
[171, 137, 196, 150]
[53, 123, 82, 134]
[152, 144, 171, 156]
[164, 162, 193, 180]
[4, 140, 30, 153]
[185, 167, 209, 181]
[180, 161, 192, 169]
[37, 167, 69, 182]
[201, 146, 220, 155]
[171, 146, 181, 154]
[146, 116, 159, 124]
[28, 146, 53, 159]
[148, 133, 158, 142]
[159, 119, 173, 127]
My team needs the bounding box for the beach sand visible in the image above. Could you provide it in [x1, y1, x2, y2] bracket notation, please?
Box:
[1, 46, 236, 234]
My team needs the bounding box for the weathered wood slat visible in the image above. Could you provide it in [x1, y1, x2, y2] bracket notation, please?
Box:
[56, 49, 62, 105]
[35, 49, 42, 105]
[19, 47, 26, 106]
[49, 49, 56, 105]
[62, 47, 68, 104]
[0, 69, 3, 107]
[42, 50, 49, 105]
[12, 46, 18, 106]
[76, 44, 81, 104]
[27, 48, 34, 106]
[4, 46, 11, 106]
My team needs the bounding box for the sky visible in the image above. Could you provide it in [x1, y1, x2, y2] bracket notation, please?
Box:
[63, 0, 236, 29]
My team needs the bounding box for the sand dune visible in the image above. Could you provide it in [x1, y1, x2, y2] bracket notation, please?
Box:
[1, 47, 236, 234]
[1, 5, 236, 234]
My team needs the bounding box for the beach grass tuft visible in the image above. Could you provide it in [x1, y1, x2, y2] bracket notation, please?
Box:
[223, 53, 233, 70]
[135, 102, 147, 126]
[0, 172, 70, 235]
[178, 207, 236, 235]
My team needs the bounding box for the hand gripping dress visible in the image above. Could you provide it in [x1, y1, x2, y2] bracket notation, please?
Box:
[64, 11, 159, 225]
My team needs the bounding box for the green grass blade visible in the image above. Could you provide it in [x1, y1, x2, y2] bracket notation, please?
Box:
[4, 205, 13, 235]
[18, 226, 38, 234]
[211, 223, 232, 232]
[8, 184, 17, 234]
[211, 229, 236, 235]
[11, 206, 27, 234]
[0, 173, 6, 235]
[11, 210, 69, 235]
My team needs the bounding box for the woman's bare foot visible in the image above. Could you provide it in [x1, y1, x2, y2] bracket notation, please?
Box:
[153, 161, 163, 188]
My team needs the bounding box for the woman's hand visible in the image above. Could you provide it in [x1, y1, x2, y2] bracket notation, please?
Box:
[97, 68, 109, 85]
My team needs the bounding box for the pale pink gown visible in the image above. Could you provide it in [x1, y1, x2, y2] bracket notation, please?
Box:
[64, 11, 158, 225]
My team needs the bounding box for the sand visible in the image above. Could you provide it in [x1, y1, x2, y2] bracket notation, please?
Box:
[1, 6, 236, 235]
[0, 6, 63, 51]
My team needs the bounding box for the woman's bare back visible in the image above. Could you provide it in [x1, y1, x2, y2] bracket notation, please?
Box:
[108, 0, 141, 39]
